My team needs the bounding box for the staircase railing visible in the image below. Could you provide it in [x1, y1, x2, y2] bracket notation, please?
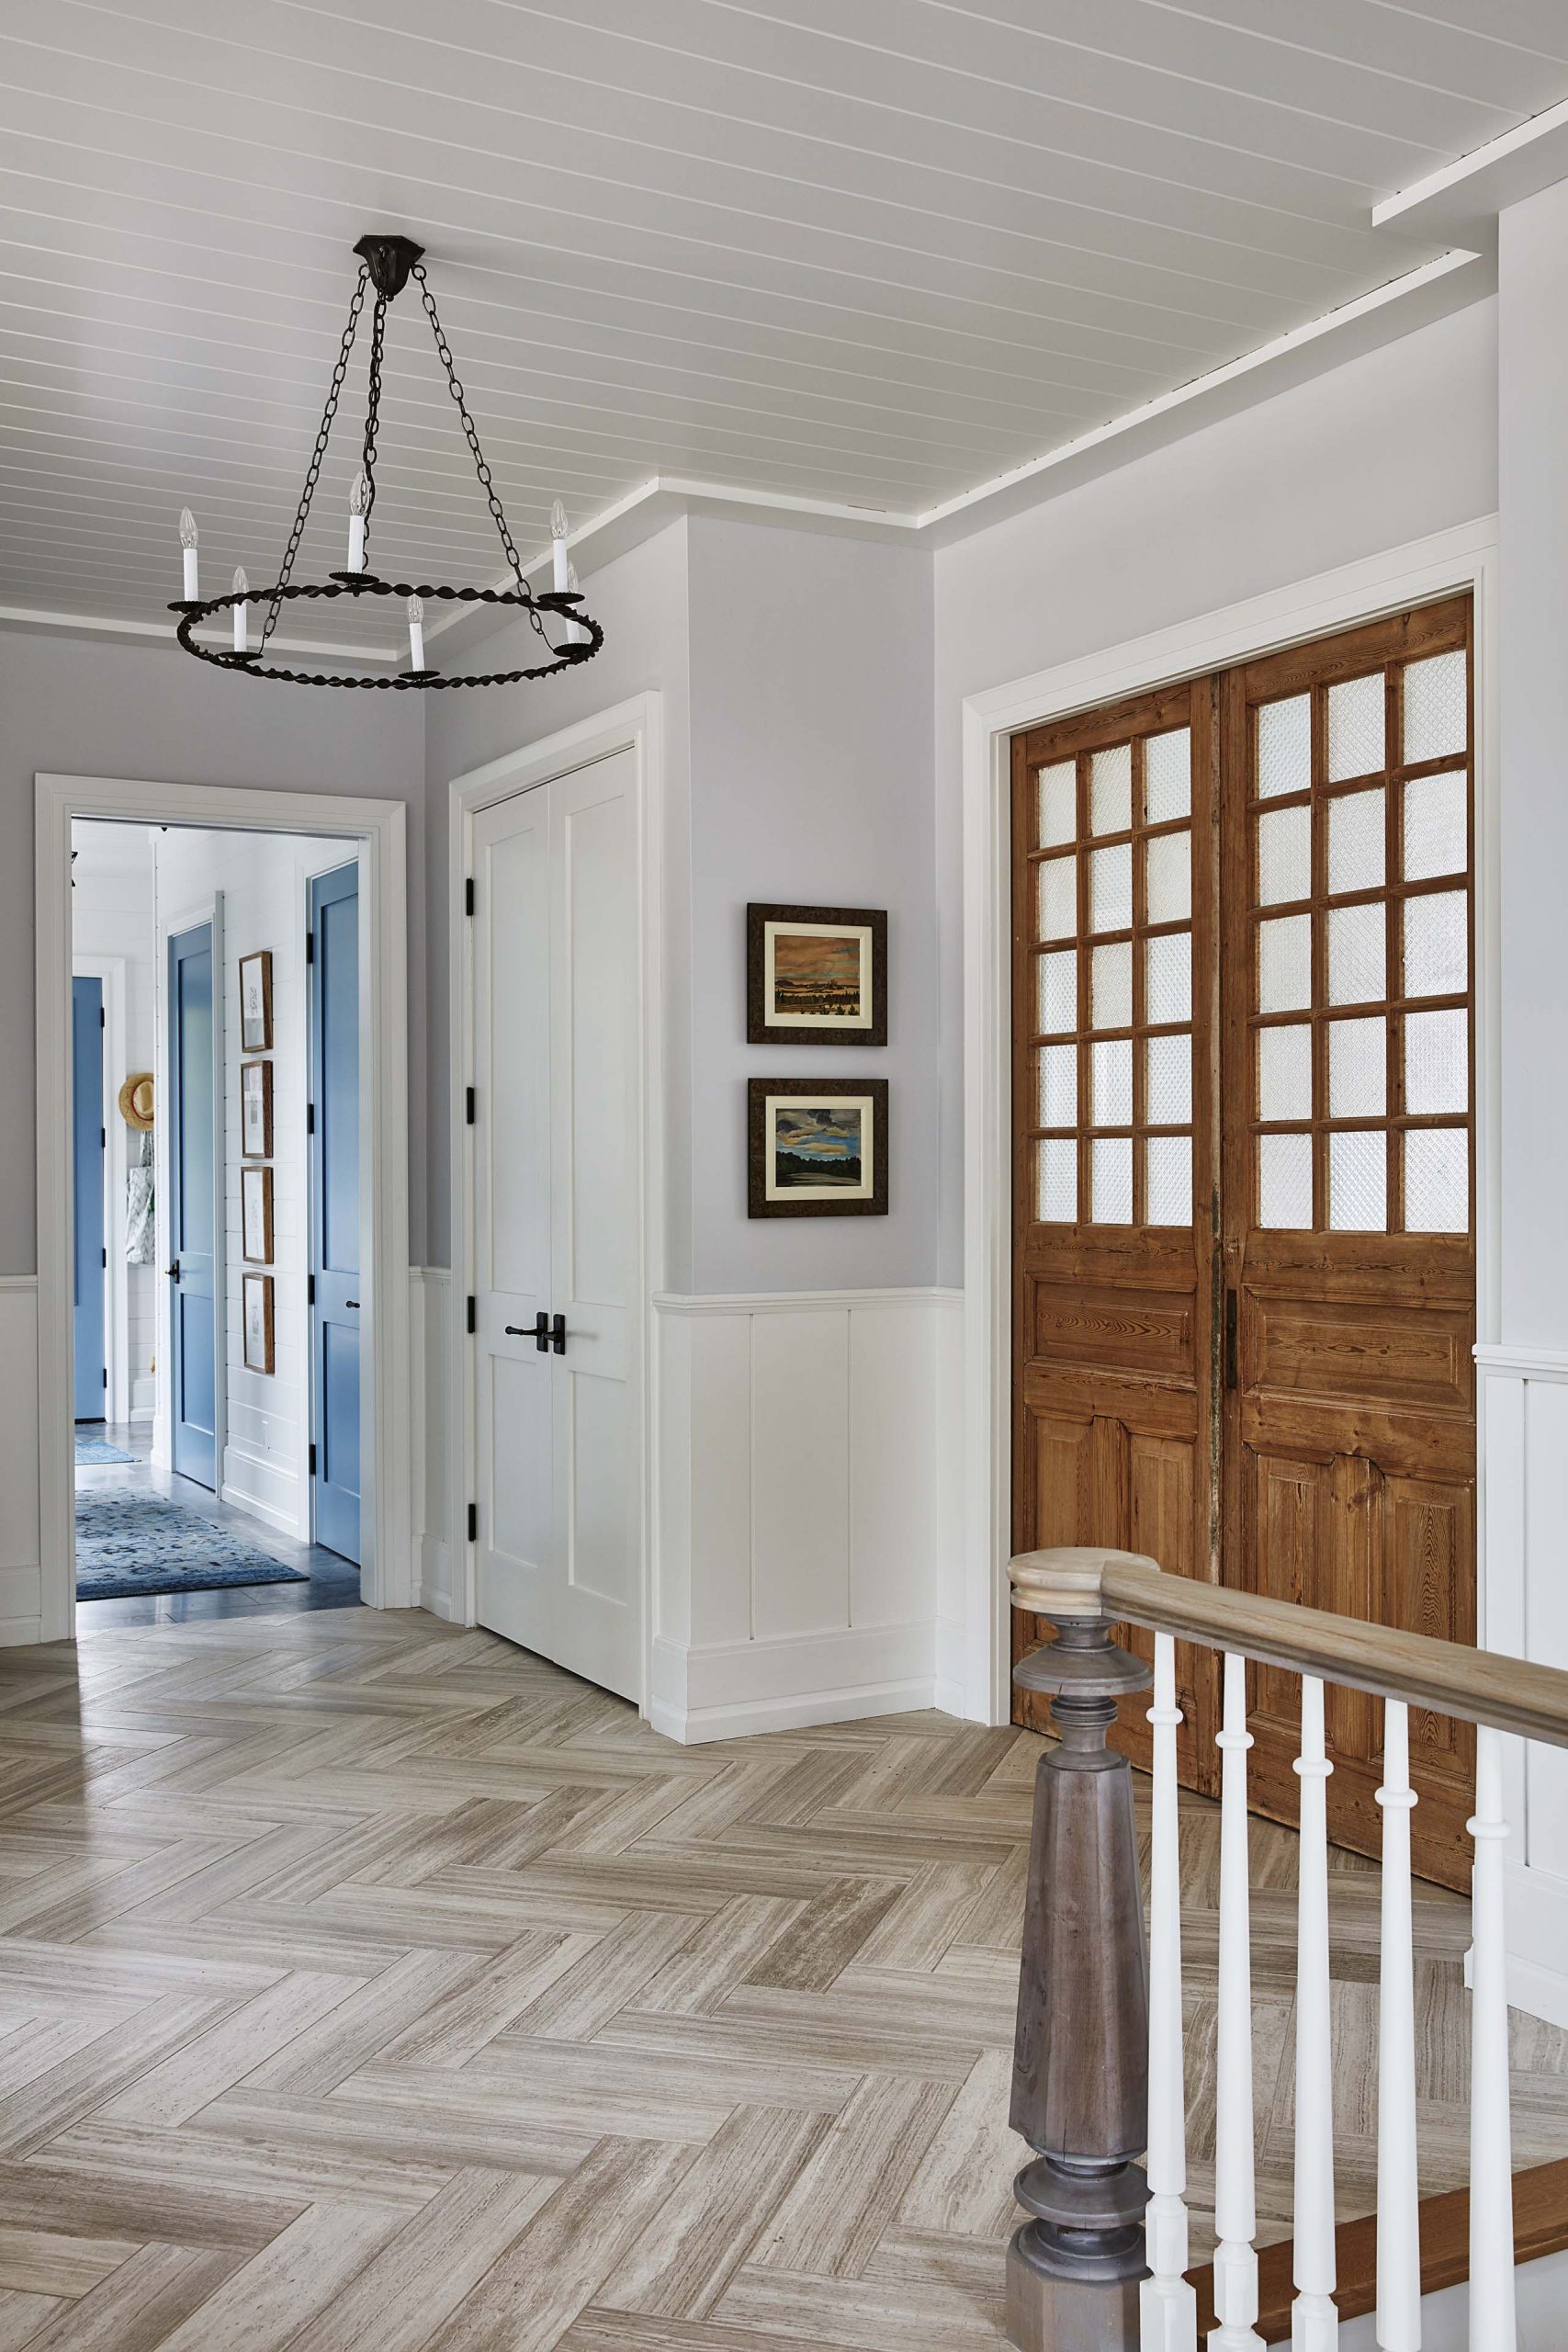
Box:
[1004, 1545, 1568, 2352]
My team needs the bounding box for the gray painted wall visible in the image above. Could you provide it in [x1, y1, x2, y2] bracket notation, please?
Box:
[932, 294, 1500, 1286]
[0, 632, 424, 1274]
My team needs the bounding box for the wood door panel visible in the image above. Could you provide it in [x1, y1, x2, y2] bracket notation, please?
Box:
[1011, 594, 1477, 1891]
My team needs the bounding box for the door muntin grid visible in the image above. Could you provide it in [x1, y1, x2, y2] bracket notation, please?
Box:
[1248, 646, 1471, 1235]
[1027, 728, 1194, 1228]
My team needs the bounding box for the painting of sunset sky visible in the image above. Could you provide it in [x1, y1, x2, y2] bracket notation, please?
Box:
[772, 1102, 865, 1190]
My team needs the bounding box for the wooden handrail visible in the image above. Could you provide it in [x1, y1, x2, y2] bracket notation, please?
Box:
[1010, 1547, 1568, 1751]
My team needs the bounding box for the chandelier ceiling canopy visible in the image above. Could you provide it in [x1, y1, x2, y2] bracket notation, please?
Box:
[170, 234, 603, 690]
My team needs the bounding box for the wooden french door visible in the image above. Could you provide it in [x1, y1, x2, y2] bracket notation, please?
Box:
[1011, 597, 1476, 1889]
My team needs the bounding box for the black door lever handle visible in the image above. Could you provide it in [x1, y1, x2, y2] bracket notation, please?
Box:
[503, 1313, 550, 1351]
[549, 1313, 567, 1356]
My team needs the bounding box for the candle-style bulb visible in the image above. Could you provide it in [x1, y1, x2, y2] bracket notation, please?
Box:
[178, 507, 199, 599]
[346, 469, 370, 572]
[406, 593, 426, 673]
[231, 567, 249, 656]
[550, 499, 569, 539]
[407, 592, 423, 623]
[550, 499, 570, 594]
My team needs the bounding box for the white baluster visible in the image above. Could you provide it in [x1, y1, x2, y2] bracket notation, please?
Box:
[1211, 1652, 1263, 2350]
[1375, 1702, 1420, 2352]
[1143, 1632, 1197, 2351]
[1291, 1677, 1337, 2348]
[1467, 1726, 1516, 2352]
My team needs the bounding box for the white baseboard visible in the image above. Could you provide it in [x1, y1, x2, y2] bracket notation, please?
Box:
[130, 1376, 155, 1421]
[649, 1621, 938, 1745]
[220, 1448, 308, 1544]
[418, 1534, 460, 1623]
[0, 1616, 44, 1648]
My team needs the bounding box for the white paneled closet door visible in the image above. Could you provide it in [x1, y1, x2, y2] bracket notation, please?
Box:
[471, 747, 641, 1701]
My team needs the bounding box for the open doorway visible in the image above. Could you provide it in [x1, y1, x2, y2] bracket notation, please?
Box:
[61, 804, 386, 1630]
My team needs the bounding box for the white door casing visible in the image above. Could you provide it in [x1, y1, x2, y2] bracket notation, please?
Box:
[456, 702, 660, 1706]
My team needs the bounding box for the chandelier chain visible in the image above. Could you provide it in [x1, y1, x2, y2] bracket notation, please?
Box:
[359, 292, 388, 557]
[412, 262, 544, 638]
[262, 265, 368, 650]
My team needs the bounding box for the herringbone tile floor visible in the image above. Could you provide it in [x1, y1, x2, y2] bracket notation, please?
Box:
[0, 1607, 1562, 2348]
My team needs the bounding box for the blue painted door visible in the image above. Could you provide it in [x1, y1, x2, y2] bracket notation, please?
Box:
[72, 977, 106, 1419]
[168, 922, 218, 1488]
[310, 864, 361, 1564]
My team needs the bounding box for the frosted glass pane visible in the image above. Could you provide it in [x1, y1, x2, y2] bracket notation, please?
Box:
[1146, 1135, 1192, 1227]
[1258, 1133, 1313, 1229]
[1147, 931, 1191, 1023]
[1258, 695, 1310, 797]
[1090, 743, 1133, 834]
[1404, 890, 1467, 997]
[1258, 805, 1311, 905]
[1146, 831, 1191, 922]
[1258, 1023, 1312, 1121]
[1404, 1128, 1468, 1233]
[1405, 1007, 1468, 1114]
[1258, 913, 1312, 1012]
[1091, 1037, 1134, 1125]
[1328, 789, 1385, 894]
[1089, 842, 1133, 933]
[1327, 673, 1384, 781]
[1403, 650, 1466, 763]
[1330, 1130, 1386, 1231]
[1091, 941, 1132, 1030]
[1091, 1136, 1133, 1224]
[1404, 770, 1466, 881]
[1328, 900, 1385, 1006]
[1037, 1138, 1077, 1223]
[1328, 1016, 1385, 1116]
[1037, 760, 1076, 848]
[1039, 854, 1077, 940]
[1038, 948, 1077, 1034]
[1145, 729, 1190, 824]
[1038, 1045, 1077, 1126]
[1146, 1032, 1191, 1125]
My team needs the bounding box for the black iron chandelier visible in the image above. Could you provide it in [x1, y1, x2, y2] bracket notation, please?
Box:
[170, 233, 604, 689]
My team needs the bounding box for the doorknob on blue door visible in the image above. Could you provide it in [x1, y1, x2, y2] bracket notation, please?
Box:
[166, 1260, 180, 1282]
[344, 1299, 359, 1309]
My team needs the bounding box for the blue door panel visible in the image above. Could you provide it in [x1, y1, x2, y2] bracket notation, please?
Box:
[310, 864, 361, 1565]
[71, 978, 105, 1419]
[168, 923, 218, 1489]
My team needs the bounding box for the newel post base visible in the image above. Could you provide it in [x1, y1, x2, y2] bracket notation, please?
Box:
[1007, 1586, 1153, 2352]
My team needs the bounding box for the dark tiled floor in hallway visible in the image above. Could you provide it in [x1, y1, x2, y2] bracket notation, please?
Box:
[73, 1421, 363, 1628]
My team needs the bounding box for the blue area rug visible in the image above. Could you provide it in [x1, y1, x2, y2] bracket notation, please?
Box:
[74, 1430, 136, 1465]
[75, 1491, 307, 1601]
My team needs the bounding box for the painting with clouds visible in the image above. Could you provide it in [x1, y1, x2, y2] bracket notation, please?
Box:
[748, 1080, 889, 1218]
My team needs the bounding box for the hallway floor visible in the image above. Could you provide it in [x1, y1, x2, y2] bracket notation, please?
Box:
[0, 1608, 1562, 2347]
[73, 1423, 361, 1628]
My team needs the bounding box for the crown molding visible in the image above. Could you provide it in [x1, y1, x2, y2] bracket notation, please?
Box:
[1374, 95, 1568, 249]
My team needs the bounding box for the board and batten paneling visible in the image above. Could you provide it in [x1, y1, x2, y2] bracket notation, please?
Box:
[0, 1279, 41, 1643]
[652, 1289, 962, 1743]
[1479, 1345, 1568, 2028]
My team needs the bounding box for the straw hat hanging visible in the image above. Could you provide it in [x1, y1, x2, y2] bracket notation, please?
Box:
[117, 1072, 153, 1131]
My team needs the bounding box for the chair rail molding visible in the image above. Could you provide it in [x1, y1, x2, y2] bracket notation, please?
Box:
[652, 1286, 963, 1744]
[34, 773, 414, 1636]
[960, 514, 1501, 1736]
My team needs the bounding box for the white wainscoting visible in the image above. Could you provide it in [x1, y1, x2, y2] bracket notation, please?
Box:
[651, 1289, 965, 1744]
[1478, 1342, 1568, 2028]
[0, 1279, 42, 1645]
[412, 1266, 458, 1621]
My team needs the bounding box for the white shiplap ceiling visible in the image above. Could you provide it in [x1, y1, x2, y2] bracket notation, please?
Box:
[1, 0, 1561, 650]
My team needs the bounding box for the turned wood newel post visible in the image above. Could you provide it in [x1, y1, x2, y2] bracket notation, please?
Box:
[1007, 1547, 1156, 2352]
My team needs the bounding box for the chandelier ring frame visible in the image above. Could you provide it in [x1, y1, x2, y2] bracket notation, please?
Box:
[169, 575, 603, 690]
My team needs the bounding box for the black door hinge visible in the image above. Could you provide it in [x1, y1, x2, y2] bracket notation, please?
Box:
[465, 876, 475, 916]
[309, 1442, 318, 1476]
[467, 1501, 478, 1543]
[307, 1272, 316, 1305]
[466, 1086, 475, 1125]
[101, 1366, 107, 1390]
[307, 1102, 315, 1135]
[100, 1126, 107, 1148]
[306, 931, 314, 964]
[98, 1005, 105, 1028]
[467, 1294, 476, 1334]
[100, 1246, 107, 1268]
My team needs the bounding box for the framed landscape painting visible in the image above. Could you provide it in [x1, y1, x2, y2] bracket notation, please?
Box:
[748, 1078, 889, 1218]
[747, 903, 886, 1046]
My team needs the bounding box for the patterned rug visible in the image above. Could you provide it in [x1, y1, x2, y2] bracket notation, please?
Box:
[74, 1430, 136, 1465]
[75, 1491, 307, 1601]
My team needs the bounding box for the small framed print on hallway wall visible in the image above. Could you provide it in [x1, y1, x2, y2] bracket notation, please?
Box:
[242, 1272, 275, 1374]
[241, 1165, 273, 1264]
[239, 950, 273, 1052]
[747, 903, 886, 1046]
[748, 1078, 889, 1218]
[241, 1058, 272, 1159]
